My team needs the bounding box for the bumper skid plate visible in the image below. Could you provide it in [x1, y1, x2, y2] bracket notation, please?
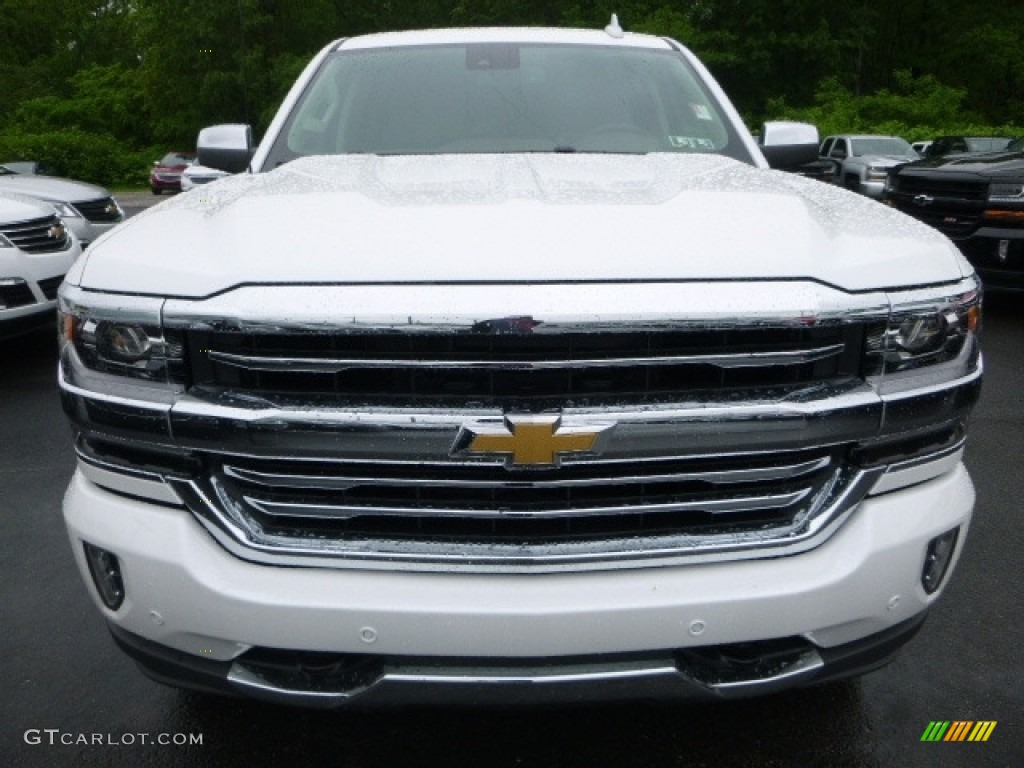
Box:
[111, 613, 926, 708]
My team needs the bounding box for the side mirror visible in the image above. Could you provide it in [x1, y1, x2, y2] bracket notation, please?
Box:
[759, 121, 820, 170]
[197, 124, 254, 174]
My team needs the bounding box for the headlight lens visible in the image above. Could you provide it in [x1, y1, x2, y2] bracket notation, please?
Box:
[893, 313, 950, 354]
[52, 202, 82, 218]
[866, 166, 888, 181]
[58, 288, 185, 383]
[988, 181, 1024, 202]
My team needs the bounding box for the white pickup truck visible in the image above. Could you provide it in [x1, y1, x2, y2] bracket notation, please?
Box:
[58, 23, 982, 706]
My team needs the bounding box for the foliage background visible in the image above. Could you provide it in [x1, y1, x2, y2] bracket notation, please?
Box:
[1, 0, 1022, 186]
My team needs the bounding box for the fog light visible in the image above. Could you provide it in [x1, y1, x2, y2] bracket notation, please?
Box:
[922, 527, 959, 594]
[83, 542, 125, 610]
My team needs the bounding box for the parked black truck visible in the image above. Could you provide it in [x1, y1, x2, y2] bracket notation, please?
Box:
[887, 138, 1024, 291]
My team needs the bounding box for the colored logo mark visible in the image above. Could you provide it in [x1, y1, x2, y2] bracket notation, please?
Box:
[921, 721, 997, 742]
[454, 415, 613, 468]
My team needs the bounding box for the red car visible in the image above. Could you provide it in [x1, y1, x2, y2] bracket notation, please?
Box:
[149, 151, 195, 195]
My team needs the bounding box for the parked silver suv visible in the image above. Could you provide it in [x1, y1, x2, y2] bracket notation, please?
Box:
[0, 166, 123, 249]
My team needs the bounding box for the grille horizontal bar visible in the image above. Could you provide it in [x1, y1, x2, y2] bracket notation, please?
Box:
[222, 455, 832, 491]
[242, 488, 813, 520]
[207, 344, 847, 373]
[188, 325, 864, 406]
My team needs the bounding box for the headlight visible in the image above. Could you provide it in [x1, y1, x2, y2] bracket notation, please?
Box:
[866, 279, 981, 394]
[886, 290, 980, 372]
[988, 181, 1024, 202]
[866, 166, 888, 181]
[58, 287, 185, 383]
[52, 202, 82, 218]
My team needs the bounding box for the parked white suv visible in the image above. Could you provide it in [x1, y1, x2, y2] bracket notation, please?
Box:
[180, 162, 228, 192]
[59, 24, 981, 707]
[821, 134, 919, 198]
[0, 192, 80, 340]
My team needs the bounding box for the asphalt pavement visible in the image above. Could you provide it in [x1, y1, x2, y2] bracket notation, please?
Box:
[0, 245, 1021, 766]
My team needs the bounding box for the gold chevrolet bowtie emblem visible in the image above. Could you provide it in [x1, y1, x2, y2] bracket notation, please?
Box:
[454, 415, 613, 468]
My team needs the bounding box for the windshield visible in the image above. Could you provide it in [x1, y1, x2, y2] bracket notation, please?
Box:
[159, 153, 194, 166]
[850, 138, 915, 157]
[265, 43, 751, 166]
[965, 137, 1011, 152]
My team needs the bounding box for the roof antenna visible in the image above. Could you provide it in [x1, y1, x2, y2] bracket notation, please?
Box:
[605, 13, 624, 38]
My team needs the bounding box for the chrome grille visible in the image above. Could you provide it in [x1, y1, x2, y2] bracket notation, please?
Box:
[167, 447, 874, 569]
[0, 214, 70, 253]
[72, 197, 122, 223]
[187, 325, 866, 407]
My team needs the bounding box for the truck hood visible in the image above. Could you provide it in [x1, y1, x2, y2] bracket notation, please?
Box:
[855, 154, 918, 168]
[77, 154, 966, 296]
[901, 149, 1024, 175]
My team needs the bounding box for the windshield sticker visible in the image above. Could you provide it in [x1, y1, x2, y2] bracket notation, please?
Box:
[690, 103, 713, 121]
[669, 136, 715, 150]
